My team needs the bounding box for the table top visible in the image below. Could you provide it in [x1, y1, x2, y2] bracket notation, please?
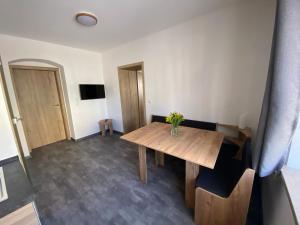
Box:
[121, 122, 224, 169]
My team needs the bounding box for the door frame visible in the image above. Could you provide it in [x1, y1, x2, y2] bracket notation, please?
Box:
[118, 62, 146, 132]
[0, 58, 30, 177]
[9, 65, 71, 151]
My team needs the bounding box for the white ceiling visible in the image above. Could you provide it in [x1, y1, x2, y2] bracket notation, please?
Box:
[0, 0, 240, 52]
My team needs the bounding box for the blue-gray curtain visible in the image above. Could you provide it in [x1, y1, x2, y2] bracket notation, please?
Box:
[253, 0, 300, 177]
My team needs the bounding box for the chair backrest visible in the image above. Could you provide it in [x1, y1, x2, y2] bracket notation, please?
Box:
[151, 115, 217, 131]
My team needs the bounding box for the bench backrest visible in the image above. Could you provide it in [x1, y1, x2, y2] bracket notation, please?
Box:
[151, 115, 216, 131]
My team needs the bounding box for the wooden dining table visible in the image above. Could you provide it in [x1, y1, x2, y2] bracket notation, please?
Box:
[121, 122, 224, 208]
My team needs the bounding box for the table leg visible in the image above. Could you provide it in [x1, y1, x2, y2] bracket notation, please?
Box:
[138, 145, 147, 183]
[100, 122, 105, 136]
[155, 151, 164, 167]
[185, 161, 200, 208]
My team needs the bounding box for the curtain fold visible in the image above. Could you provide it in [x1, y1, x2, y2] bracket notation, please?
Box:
[253, 0, 300, 177]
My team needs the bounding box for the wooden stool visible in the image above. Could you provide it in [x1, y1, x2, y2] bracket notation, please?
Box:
[99, 119, 113, 136]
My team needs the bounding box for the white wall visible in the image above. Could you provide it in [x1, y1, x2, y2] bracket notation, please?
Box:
[0, 34, 107, 159]
[0, 66, 19, 160]
[287, 114, 300, 169]
[102, 0, 276, 133]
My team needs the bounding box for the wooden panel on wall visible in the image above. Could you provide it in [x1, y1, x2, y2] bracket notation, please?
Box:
[118, 69, 140, 133]
[119, 69, 131, 133]
[128, 70, 140, 130]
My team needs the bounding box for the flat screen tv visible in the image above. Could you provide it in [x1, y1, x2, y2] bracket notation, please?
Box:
[79, 84, 105, 100]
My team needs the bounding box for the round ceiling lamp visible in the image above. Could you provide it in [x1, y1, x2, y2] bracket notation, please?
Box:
[75, 12, 98, 26]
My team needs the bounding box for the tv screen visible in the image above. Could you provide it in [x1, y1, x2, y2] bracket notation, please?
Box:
[79, 84, 105, 100]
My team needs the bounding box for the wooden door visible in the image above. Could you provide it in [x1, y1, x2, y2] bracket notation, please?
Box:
[119, 69, 140, 133]
[12, 68, 66, 149]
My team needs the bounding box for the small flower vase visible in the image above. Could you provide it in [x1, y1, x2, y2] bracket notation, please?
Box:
[171, 124, 179, 136]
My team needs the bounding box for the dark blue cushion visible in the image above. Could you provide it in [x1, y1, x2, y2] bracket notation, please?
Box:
[151, 115, 167, 123]
[195, 158, 244, 198]
[242, 139, 252, 169]
[218, 143, 239, 160]
[195, 138, 252, 198]
[151, 115, 216, 131]
[181, 120, 216, 131]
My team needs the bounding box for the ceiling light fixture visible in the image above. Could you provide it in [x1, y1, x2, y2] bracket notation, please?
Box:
[75, 12, 98, 26]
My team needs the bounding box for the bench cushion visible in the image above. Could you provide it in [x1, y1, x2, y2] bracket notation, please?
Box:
[195, 158, 244, 198]
[218, 143, 240, 160]
[151, 115, 216, 131]
[196, 138, 252, 198]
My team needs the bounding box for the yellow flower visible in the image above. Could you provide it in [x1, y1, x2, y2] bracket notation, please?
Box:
[166, 112, 184, 126]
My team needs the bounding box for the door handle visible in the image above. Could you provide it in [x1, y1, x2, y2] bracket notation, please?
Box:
[12, 117, 23, 125]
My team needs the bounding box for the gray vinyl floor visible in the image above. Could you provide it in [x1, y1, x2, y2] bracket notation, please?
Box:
[27, 134, 261, 225]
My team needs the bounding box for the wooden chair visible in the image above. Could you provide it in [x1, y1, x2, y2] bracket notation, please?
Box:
[194, 139, 255, 225]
